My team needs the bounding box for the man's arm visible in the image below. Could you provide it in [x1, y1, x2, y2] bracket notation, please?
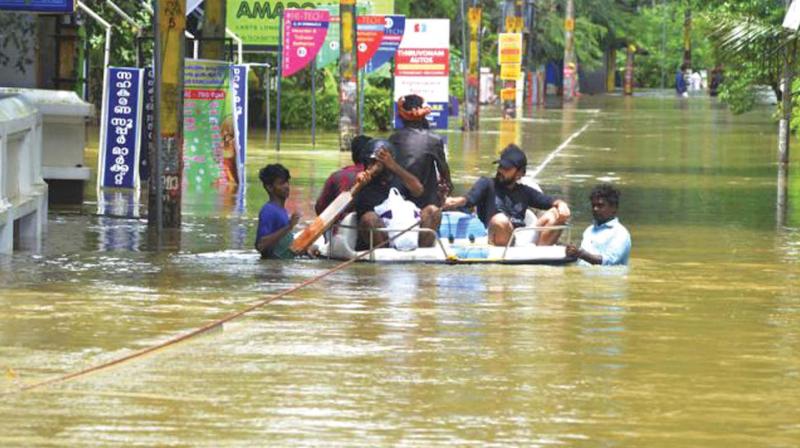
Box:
[444, 177, 489, 210]
[375, 148, 423, 197]
[565, 244, 603, 265]
[256, 212, 300, 255]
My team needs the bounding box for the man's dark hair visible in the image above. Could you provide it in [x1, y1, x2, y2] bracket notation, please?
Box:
[680, 63, 688, 72]
[590, 183, 620, 207]
[350, 134, 372, 164]
[259, 163, 290, 187]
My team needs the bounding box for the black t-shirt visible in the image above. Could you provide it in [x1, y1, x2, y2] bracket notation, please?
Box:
[354, 174, 409, 218]
[389, 127, 449, 208]
[465, 177, 555, 227]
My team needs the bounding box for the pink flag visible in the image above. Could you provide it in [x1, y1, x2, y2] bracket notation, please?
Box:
[282, 9, 330, 78]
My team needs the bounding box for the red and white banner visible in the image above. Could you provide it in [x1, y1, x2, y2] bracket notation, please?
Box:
[357, 15, 385, 70]
[393, 19, 450, 129]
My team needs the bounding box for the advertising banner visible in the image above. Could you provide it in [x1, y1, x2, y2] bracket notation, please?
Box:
[183, 60, 240, 189]
[498, 33, 522, 64]
[315, 4, 340, 68]
[98, 67, 144, 190]
[231, 65, 249, 175]
[365, 14, 405, 74]
[393, 18, 450, 130]
[139, 67, 155, 181]
[356, 15, 384, 70]
[282, 8, 330, 77]
[0, 0, 74, 13]
[227, 0, 394, 50]
[500, 62, 521, 81]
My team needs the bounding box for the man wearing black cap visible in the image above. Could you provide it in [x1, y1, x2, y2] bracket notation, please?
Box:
[443, 144, 571, 246]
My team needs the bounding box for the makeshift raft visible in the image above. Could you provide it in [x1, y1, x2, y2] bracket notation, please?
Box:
[318, 211, 574, 265]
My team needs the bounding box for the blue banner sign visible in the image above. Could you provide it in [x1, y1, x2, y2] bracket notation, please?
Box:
[99, 67, 143, 190]
[0, 0, 74, 13]
[365, 15, 405, 74]
[231, 65, 248, 174]
[139, 67, 155, 181]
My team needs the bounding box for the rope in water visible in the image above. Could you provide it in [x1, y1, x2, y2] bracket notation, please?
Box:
[12, 221, 421, 394]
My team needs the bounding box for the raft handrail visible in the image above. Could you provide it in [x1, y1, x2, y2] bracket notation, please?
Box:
[501, 224, 572, 260]
[366, 226, 448, 262]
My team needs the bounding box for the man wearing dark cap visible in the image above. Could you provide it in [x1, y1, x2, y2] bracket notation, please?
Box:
[314, 134, 372, 217]
[443, 144, 571, 246]
[389, 94, 452, 220]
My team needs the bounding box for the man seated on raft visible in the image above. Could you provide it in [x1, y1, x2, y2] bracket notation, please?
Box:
[314, 134, 372, 217]
[353, 139, 441, 249]
[443, 144, 571, 246]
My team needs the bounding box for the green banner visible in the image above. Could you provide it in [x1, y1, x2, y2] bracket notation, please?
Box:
[227, 0, 393, 49]
[315, 4, 339, 68]
[183, 60, 238, 193]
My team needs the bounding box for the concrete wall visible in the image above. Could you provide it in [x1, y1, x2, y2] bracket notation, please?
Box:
[0, 95, 48, 254]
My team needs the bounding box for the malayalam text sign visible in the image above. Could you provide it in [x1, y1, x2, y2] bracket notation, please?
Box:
[99, 67, 143, 190]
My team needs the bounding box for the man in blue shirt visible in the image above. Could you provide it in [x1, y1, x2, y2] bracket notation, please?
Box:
[566, 184, 631, 266]
[255, 164, 299, 259]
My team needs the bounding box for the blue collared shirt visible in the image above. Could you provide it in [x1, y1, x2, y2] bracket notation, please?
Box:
[578, 217, 631, 266]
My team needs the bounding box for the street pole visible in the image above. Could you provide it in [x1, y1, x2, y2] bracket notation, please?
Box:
[464, 1, 482, 131]
[562, 0, 576, 102]
[683, 6, 692, 68]
[149, 0, 185, 231]
[200, 0, 226, 60]
[339, 0, 359, 152]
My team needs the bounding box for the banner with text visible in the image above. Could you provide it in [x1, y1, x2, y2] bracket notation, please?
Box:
[282, 8, 330, 77]
[365, 14, 405, 74]
[183, 60, 240, 190]
[226, 0, 394, 50]
[314, 4, 340, 68]
[393, 18, 450, 129]
[98, 67, 144, 190]
[231, 64, 249, 177]
[356, 15, 384, 70]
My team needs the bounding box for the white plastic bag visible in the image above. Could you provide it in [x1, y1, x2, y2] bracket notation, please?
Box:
[374, 188, 420, 251]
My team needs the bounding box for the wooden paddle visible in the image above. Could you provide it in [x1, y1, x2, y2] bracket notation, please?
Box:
[290, 163, 381, 254]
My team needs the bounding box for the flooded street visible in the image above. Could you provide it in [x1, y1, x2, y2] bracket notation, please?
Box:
[1, 94, 799, 446]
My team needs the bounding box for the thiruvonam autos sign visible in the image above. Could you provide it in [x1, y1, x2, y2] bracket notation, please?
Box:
[393, 19, 450, 129]
[227, 0, 393, 50]
[0, 0, 74, 13]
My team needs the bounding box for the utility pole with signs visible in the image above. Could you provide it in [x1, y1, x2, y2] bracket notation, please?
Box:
[149, 0, 186, 230]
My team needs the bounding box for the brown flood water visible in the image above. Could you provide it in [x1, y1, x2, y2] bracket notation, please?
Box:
[1, 94, 799, 446]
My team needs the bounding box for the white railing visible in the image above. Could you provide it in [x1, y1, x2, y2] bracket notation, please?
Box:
[0, 95, 48, 254]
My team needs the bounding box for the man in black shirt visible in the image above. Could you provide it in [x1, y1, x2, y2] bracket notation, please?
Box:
[444, 144, 571, 246]
[353, 139, 442, 250]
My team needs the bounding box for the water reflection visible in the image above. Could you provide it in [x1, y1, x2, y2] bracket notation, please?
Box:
[2, 95, 800, 445]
